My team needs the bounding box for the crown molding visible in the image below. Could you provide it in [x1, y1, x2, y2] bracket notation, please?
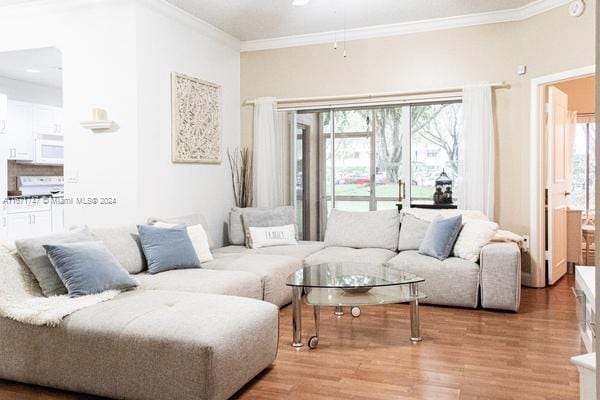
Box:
[0, 0, 241, 51]
[240, 0, 572, 52]
[137, 0, 241, 50]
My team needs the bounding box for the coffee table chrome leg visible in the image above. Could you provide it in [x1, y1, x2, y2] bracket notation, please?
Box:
[292, 286, 303, 348]
[334, 306, 344, 316]
[308, 305, 320, 349]
[409, 283, 422, 343]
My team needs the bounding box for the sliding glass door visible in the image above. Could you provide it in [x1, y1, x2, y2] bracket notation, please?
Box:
[293, 101, 462, 240]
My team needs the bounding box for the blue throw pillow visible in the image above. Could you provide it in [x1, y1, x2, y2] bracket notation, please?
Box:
[44, 241, 138, 298]
[418, 215, 463, 260]
[137, 224, 201, 274]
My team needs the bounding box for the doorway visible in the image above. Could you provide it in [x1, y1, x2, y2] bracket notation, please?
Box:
[529, 66, 595, 287]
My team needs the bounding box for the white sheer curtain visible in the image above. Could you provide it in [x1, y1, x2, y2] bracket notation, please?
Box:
[458, 84, 495, 218]
[253, 97, 284, 208]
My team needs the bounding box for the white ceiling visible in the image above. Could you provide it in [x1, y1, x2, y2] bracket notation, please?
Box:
[165, 0, 533, 41]
[0, 47, 62, 88]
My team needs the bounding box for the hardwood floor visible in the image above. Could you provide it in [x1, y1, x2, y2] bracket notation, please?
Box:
[0, 275, 583, 400]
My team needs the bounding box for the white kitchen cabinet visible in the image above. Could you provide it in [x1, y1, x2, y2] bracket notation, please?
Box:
[6, 100, 34, 161]
[6, 212, 32, 239]
[5, 200, 53, 239]
[29, 211, 52, 236]
[6, 210, 53, 239]
[0, 93, 7, 135]
[32, 104, 62, 136]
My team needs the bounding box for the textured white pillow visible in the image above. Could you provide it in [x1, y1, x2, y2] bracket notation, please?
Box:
[453, 220, 499, 262]
[153, 222, 213, 263]
[247, 224, 298, 249]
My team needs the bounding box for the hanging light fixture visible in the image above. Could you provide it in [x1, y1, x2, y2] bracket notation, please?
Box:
[331, 0, 347, 58]
[342, 1, 347, 58]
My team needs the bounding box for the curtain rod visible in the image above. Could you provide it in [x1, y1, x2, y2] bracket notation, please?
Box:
[244, 82, 509, 106]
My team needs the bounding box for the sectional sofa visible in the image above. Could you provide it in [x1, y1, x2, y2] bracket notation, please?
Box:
[0, 208, 521, 400]
[216, 207, 521, 311]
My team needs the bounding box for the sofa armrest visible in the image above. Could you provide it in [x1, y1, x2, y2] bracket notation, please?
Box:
[479, 242, 521, 312]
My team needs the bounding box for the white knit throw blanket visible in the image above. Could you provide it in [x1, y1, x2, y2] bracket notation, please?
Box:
[0, 248, 120, 327]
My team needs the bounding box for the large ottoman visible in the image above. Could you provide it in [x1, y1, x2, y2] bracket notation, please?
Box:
[0, 290, 279, 400]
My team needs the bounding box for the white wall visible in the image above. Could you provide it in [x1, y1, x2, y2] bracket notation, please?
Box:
[135, 1, 240, 245]
[0, 0, 241, 244]
[0, 76, 62, 107]
[0, 0, 139, 228]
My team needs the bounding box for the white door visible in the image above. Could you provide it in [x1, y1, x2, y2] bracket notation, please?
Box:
[546, 87, 570, 285]
[6, 100, 34, 161]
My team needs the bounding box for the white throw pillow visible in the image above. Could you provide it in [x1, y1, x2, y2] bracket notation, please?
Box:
[153, 222, 213, 263]
[453, 220, 499, 262]
[403, 208, 489, 223]
[247, 224, 298, 249]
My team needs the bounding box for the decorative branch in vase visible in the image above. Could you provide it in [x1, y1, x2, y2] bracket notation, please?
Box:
[227, 147, 253, 208]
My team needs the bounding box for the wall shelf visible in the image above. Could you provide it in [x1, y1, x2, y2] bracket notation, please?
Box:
[80, 120, 114, 131]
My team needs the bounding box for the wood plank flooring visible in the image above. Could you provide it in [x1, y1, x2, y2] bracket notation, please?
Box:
[0, 275, 583, 400]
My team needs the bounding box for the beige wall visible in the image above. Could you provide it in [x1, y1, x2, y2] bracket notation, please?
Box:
[553, 75, 596, 115]
[240, 3, 595, 238]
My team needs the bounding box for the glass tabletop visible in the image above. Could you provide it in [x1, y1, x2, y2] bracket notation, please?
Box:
[286, 262, 424, 289]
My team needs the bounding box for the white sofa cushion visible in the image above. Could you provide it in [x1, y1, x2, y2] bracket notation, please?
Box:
[90, 225, 146, 274]
[387, 251, 480, 308]
[136, 268, 263, 300]
[398, 214, 430, 251]
[203, 253, 302, 307]
[304, 246, 397, 266]
[324, 209, 400, 251]
[214, 241, 325, 260]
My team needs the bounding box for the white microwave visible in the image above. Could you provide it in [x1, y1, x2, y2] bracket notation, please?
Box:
[35, 139, 64, 164]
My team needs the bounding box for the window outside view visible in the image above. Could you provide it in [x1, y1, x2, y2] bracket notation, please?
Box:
[320, 103, 462, 211]
[570, 122, 596, 219]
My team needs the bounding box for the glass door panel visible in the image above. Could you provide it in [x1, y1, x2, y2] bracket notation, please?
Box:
[410, 103, 462, 205]
[332, 110, 372, 211]
[374, 106, 407, 210]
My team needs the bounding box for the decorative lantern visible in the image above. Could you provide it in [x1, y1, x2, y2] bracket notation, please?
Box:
[433, 169, 453, 204]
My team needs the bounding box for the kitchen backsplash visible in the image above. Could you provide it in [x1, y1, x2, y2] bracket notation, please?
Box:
[7, 161, 63, 192]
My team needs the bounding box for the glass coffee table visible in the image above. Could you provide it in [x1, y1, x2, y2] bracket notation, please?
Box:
[286, 262, 426, 349]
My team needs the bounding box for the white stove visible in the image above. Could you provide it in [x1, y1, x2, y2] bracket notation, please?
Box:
[18, 176, 64, 197]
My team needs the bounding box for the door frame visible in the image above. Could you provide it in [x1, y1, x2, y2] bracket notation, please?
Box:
[528, 65, 595, 288]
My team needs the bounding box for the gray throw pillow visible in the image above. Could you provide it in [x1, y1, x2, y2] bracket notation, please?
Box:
[15, 227, 95, 296]
[137, 224, 201, 274]
[398, 214, 430, 251]
[44, 241, 138, 298]
[418, 215, 463, 260]
[229, 206, 296, 245]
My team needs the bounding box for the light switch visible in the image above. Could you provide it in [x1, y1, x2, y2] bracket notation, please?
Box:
[516, 65, 527, 75]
